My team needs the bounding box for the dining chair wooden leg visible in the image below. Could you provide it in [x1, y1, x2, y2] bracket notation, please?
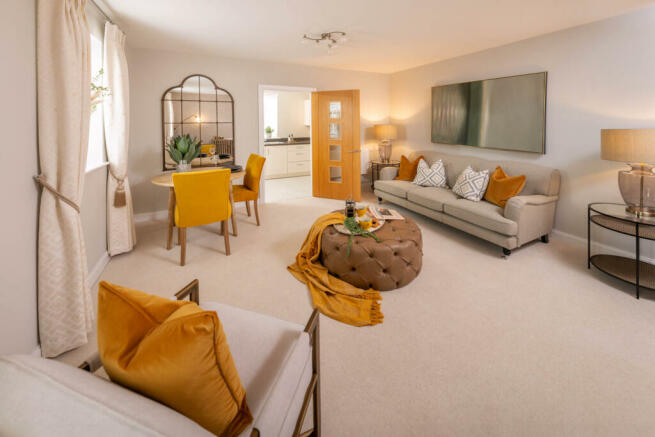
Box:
[223, 219, 231, 255]
[245, 200, 251, 217]
[229, 182, 238, 237]
[220, 220, 224, 236]
[254, 199, 261, 226]
[166, 188, 176, 250]
[179, 227, 187, 266]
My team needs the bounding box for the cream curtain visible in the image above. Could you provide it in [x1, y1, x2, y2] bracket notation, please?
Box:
[36, 0, 93, 357]
[103, 23, 136, 255]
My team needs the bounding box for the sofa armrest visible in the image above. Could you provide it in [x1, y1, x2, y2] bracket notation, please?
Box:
[379, 167, 399, 180]
[504, 195, 559, 246]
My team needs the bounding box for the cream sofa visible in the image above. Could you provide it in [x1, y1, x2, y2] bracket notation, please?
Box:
[374, 151, 560, 255]
[0, 281, 319, 437]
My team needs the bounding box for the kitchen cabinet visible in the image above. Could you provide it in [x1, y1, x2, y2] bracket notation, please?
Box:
[264, 144, 311, 179]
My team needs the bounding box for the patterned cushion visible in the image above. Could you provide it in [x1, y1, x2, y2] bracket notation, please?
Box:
[413, 159, 447, 188]
[452, 166, 490, 201]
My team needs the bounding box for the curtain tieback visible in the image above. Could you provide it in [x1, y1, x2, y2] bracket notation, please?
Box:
[34, 175, 80, 213]
[109, 170, 127, 208]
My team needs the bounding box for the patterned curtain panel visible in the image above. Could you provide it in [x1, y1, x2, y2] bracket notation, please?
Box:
[36, 0, 94, 357]
[103, 23, 136, 255]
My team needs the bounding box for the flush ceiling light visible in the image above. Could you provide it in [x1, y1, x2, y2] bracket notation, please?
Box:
[302, 31, 348, 54]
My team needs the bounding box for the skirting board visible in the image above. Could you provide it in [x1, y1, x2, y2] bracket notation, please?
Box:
[552, 229, 655, 266]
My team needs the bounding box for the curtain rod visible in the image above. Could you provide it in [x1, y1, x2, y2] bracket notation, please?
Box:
[88, 0, 114, 25]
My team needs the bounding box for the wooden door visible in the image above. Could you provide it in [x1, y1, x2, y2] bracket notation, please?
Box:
[312, 90, 361, 201]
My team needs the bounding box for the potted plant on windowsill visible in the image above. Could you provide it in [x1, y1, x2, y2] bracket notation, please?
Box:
[167, 134, 201, 172]
[265, 126, 274, 140]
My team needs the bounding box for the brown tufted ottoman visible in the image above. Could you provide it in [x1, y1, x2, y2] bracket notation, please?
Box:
[320, 214, 423, 291]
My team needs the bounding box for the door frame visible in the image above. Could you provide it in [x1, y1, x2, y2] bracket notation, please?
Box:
[257, 84, 317, 203]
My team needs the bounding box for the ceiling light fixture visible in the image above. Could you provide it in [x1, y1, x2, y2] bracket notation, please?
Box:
[302, 31, 347, 54]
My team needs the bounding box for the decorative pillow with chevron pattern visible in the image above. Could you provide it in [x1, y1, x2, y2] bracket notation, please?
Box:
[413, 159, 447, 188]
[452, 166, 490, 201]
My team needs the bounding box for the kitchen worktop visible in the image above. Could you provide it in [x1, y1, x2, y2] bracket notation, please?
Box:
[264, 137, 310, 146]
[265, 141, 310, 146]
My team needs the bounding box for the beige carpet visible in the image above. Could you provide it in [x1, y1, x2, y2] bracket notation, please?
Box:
[87, 193, 655, 436]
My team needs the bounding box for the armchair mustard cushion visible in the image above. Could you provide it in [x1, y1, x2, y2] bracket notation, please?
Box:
[97, 281, 252, 437]
[173, 169, 232, 228]
[233, 154, 266, 203]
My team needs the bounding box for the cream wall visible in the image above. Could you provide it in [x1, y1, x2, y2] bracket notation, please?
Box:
[276, 90, 311, 139]
[0, 0, 38, 354]
[390, 6, 655, 251]
[127, 47, 390, 214]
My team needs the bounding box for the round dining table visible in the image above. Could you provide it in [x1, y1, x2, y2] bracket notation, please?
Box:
[151, 168, 245, 250]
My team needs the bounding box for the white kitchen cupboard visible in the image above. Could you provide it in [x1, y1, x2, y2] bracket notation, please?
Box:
[264, 144, 311, 179]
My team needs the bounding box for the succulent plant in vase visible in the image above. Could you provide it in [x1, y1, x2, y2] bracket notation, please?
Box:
[167, 134, 201, 171]
[265, 126, 274, 139]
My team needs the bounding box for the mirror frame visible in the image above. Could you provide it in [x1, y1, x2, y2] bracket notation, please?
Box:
[161, 74, 235, 171]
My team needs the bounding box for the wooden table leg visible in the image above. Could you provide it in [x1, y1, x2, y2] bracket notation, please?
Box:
[229, 182, 238, 237]
[167, 187, 176, 250]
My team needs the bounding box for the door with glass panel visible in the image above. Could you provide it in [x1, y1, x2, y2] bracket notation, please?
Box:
[311, 90, 361, 201]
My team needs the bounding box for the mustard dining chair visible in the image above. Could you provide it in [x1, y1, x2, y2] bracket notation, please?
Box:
[172, 169, 232, 266]
[232, 154, 266, 226]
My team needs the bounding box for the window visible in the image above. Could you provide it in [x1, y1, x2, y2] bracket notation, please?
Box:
[263, 92, 278, 138]
[86, 33, 106, 171]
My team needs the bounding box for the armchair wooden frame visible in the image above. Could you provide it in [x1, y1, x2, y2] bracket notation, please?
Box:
[79, 279, 321, 437]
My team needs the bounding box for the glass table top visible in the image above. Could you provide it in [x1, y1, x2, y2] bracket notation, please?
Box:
[590, 203, 655, 226]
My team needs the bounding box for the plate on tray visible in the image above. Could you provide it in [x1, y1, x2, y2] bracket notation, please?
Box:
[333, 215, 385, 235]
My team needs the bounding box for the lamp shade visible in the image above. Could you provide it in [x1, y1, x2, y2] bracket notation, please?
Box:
[601, 129, 655, 163]
[374, 124, 397, 140]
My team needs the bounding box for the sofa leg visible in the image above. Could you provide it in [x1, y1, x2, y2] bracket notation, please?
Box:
[377, 197, 382, 203]
[541, 234, 549, 243]
[502, 247, 511, 257]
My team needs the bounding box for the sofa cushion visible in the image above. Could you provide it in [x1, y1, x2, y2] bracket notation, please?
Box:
[405, 150, 560, 196]
[396, 155, 424, 180]
[374, 180, 419, 199]
[97, 282, 252, 437]
[0, 355, 213, 437]
[202, 302, 311, 437]
[407, 187, 459, 212]
[444, 199, 518, 236]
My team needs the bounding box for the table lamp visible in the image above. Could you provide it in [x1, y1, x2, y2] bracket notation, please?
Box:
[374, 124, 397, 163]
[601, 128, 655, 216]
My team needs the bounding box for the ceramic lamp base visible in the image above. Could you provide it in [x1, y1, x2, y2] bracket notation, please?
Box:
[619, 164, 655, 217]
[378, 140, 392, 163]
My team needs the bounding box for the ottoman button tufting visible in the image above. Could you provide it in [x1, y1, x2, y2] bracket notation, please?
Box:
[321, 212, 423, 291]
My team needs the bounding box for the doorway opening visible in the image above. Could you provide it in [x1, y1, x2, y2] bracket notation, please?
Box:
[258, 85, 316, 203]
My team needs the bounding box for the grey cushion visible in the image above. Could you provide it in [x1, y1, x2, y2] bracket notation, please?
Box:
[407, 187, 459, 212]
[444, 199, 518, 236]
[373, 180, 419, 199]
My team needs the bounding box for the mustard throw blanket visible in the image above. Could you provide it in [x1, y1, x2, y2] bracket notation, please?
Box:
[288, 212, 383, 327]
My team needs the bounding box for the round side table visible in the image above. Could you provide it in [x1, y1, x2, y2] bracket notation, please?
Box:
[588, 202, 655, 299]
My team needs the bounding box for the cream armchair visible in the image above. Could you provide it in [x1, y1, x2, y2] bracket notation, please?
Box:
[0, 280, 321, 437]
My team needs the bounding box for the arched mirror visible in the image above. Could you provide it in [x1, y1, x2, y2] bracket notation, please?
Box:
[161, 74, 235, 170]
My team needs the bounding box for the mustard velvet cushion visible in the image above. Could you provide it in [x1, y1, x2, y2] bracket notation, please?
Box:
[97, 281, 252, 437]
[484, 166, 526, 207]
[395, 155, 425, 181]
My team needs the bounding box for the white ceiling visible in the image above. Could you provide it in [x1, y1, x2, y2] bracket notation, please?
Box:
[101, 0, 654, 74]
